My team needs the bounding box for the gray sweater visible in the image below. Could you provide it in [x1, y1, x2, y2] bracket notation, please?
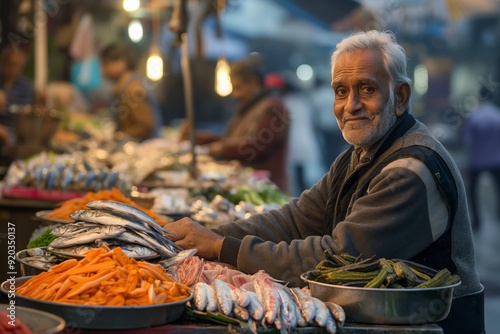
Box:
[214, 119, 481, 297]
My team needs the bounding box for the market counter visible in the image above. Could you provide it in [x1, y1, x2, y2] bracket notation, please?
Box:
[74, 322, 443, 333]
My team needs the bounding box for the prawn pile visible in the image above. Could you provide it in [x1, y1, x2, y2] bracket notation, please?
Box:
[16, 246, 190, 306]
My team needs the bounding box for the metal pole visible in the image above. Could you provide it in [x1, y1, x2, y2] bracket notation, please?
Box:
[180, 32, 198, 179]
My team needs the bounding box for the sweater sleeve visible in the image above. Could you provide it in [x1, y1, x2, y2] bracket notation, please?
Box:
[214, 158, 445, 286]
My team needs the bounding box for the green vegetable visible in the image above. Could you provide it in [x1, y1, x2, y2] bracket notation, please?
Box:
[27, 229, 57, 249]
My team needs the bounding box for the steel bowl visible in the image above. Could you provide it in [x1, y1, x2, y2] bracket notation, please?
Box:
[1, 276, 192, 329]
[16, 248, 53, 276]
[0, 304, 65, 334]
[301, 272, 460, 325]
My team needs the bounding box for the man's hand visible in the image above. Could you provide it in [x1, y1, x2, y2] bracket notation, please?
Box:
[165, 218, 224, 259]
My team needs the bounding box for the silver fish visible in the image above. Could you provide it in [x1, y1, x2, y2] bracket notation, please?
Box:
[48, 244, 96, 257]
[115, 244, 159, 258]
[325, 318, 338, 334]
[254, 276, 282, 325]
[70, 209, 154, 235]
[85, 200, 171, 235]
[246, 291, 265, 322]
[212, 279, 233, 316]
[158, 249, 197, 267]
[325, 302, 346, 327]
[49, 225, 125, 248]
[276, 285, 298, 330]
[205, 283, 218, 312]
[291, 287, 316, 323]
[50, 222, 99, 237]
[312, 297, 329, 327]
[26, 248, 48, 257]
[233, 304, 249, 321]
[192, 282, 209, 311]
[230, 285, 251, 308]
[24, 259, 57, 270]
[133, 231, 178, 258]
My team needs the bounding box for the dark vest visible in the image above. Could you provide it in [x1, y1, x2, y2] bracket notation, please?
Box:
[323, 112, 458, 273]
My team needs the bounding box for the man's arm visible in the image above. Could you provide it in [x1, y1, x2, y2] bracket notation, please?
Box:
[217, 158, 446, 286]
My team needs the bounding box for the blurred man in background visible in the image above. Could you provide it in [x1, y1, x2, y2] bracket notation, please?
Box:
[0, 45, 33, 147]
[100, 43, 162, 142]
[463, 85, 500, 231]
[181, 56, 290, 191]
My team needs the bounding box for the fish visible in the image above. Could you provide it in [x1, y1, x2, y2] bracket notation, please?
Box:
[133, 231, 178, 258]
[49, 225, 126, 248]
[23, 255, 61, 269]
[229, 285, 251, 308]
[233, 305, 249, 321]
[212, 279, 233, 316]
[96, 240, 159, 259]
[205, 283, 218, 312]
[325, 318, 338, 334]
[61, 165, 74, 192]
[158, 249, 197, 267]
[325, 302, 346, 327]
[50, 222, 99, 237]
[26, 248, 48, 257]
[192, 282, 209, 311]
[69, 209, 155, 235]
[48, 244, 96, 257]
[291, 287, 316, 323]
[85, 200, 172, 236]
[312, 297, 329, 327]
[276, 285, 298, 330]
[254, 276, 282, 324]
[246, 291, 265, 321]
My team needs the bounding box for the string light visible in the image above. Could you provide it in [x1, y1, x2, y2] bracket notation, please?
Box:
[215, 57, 232, 96]
[128, 20, 143, 43]
[147, 47, 163, 81]
[123, 0, 140, 12]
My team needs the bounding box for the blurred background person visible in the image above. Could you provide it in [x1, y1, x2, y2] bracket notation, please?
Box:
[265, 73, 324, 196]
[0, 45, 34, 145]
[463, 84, 500, 231]
[180, 56, 290, 192]
[100, 43, 162, 142]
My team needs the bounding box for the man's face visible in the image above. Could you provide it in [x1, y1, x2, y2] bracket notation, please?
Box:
[1, 51, 27, 82]
[101, 58, 127, 82]
[231, 76, 259, 105]
[332, 48, 398, 152]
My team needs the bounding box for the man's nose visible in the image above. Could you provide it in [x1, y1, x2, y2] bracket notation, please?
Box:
[344, 91, 362, 114]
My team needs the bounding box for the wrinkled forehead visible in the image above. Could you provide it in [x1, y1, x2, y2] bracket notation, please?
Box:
[331, 49, 389, 85]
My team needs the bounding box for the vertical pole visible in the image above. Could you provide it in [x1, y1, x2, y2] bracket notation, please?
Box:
[180, 33, 197, 179]
[34, 0, 47, 98]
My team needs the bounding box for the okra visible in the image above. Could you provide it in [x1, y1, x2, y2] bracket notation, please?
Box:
[364, 268, 388, 288]
[316, 260, 339, 271]
[417, 268, 452, 288]
[323, 270, 379, 284]
[340, 253, 358, 263]
[443, 274, 461, 286]
[334, 257, 380, 273]
[398, 259, 438, 278]
[398, 261, 424, 286]
[379, 258, 396, 286]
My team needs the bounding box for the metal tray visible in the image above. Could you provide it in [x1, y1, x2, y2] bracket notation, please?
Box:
[0, 304, 66, 334]
[16, 248, 53, 276]
[301, 272, 460, 325]
[1, 277, 192, 329]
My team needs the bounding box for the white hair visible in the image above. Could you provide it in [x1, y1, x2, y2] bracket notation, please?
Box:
[331, 30, 412, 87]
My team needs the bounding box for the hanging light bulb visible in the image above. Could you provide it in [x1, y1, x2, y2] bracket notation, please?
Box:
[123, 0, 140, 12]
[215, 57, 232, 97]
[147, 47, 163, 81]
[128, 20, 143, 43]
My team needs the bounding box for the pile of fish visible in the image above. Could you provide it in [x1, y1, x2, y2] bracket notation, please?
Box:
[47, 200, 183, 261]
[190, 273, 344, 334]
[4, 151, 129, 193]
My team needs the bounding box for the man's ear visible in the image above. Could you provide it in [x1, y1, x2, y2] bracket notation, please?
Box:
[395, 82, 411, 117]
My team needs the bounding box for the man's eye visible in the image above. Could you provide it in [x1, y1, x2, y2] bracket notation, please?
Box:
[361, 86, 375, 95]
[335, 88, 347, 97]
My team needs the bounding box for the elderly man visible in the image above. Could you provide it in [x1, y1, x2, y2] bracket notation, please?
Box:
[167, 31, 483, 333]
